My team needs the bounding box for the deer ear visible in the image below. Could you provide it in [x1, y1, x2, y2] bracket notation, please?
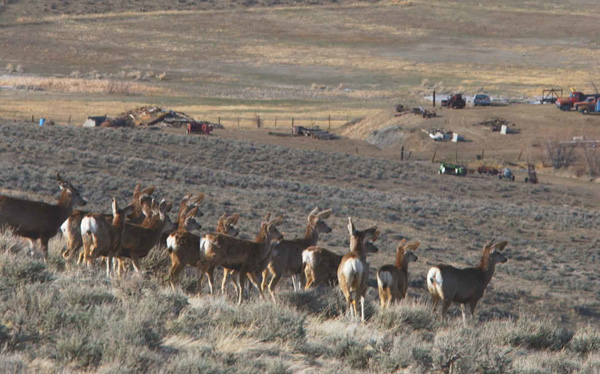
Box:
[262, 212, 271, 224]
[193, 193, 205, 205]
[218, 213, 228, 222]
[406, 241, 420, 251]
[370, 229, 380, 242]
[141, 186, 155, 196]
[133, 183, 141, 198]
[493, 241, 508, 251]
[229, 213, 240, 225]
[165, 202, 173, 213]
[159, 200, 168, 214]
[347, 217, 356, 235]
[187, 206, 199, 219]
[484, 238, 496, 250]
[398, 238, 407, 248]
[317, 209, 332, 220]
[271, 214, 284, 226]
[56, 172, 65, 183]
[111, 198, 118, 215]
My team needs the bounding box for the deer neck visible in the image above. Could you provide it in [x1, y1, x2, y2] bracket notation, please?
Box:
[483, 262, 497, 286]
[394, 251, 405, 269]
[349, 236, 366, 259]
[57, 189, 76, 223]
[304, 222, 319, 246]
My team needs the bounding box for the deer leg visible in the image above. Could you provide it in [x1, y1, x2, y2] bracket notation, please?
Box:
[469, 300, 478, 322]
[378, 286, 386, 309]
[246, 272, 266, 301]
[169, 263, 184, 291]
[267, 272, 282, 295]
[205, 267, 215, 294]
[221, 268, 229, 294]
[441, 300, 452, 320]
[195, 265, 206, 297]
[360, 296, 365, 322]
[460, 304, 468, 327]
[237, 272, 245, 304]
[260, 269, 269, 292]
[131, 257, 141, 275]
[39, 237, 49, 259]
[431, 295, 440, 312]
[304, 269, 314, 290]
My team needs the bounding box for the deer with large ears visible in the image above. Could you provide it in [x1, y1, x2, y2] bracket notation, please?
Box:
[61, 183, 155, 266]
[427, 239, 508, 325]
[80, 198, 135, 277]
[0, 173, 87, 258]
[199, 213, 284, 304]
[261, 207, 332, 297]
[377, 239, 420, 308]
[337, 217, 380, 322]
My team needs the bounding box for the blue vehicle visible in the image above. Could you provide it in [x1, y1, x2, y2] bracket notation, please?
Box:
[473, 94, 491, 106]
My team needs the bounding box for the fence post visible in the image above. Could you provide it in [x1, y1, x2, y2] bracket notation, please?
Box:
[274, 117, 277, 127]
[481, 149, 485, 159]
[518, 150, 523, 161]
[68, 115, 72, 124]
[218, 116, 221, 126]
[431, 150, 437, 163]
[401, 146, 404, 161]
[237, 117, 240, 128]
[328, 114, 331, 130]
[31, 115, 34, 123]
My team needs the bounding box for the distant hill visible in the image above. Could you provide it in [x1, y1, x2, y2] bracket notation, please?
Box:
[0, 0, 378, 21]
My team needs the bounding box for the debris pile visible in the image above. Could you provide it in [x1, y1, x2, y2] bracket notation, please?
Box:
[292, 126, 338, 140]
[474, 117, 514, 132]
[83, 106, 222, 130]
[422, 128, 463, 142]
[411, 106, 436, 118]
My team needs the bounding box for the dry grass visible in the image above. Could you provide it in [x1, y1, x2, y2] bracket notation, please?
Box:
[0, 76, 166, 96]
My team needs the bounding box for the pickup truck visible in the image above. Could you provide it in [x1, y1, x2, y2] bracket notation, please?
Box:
[556, 91, 600, 111]
[574, 97, 597, 113]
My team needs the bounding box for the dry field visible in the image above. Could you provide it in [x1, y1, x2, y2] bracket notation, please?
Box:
[0, 122, 599, 372]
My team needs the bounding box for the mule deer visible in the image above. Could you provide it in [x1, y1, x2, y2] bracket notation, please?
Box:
[80, 199, 134, 277]
[377, 239, 420, 308]
[116, 199, 176, 275]
[261, 208, 332, 297]
[61, 184, 155, 265]
[427, 239, 508, 325]
[337, 217, 379, 322]
[167, 212, 239, 294]
[199, 213, 283, 304]
[0, 173, 87, 258]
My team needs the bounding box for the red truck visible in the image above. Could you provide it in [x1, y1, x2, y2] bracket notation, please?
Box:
[574, 97, 598, 113]
[556, 89, 600, 111]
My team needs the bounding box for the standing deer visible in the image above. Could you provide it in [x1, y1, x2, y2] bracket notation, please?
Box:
[167, 212, 239, 294]
[427, 239, 508, 325]
[303, 238, 379, 290]
[116, 199, 176, 275]
[377, 239, 420, 308]
[80, 198, 134, 277]
[199, 213, 284, 304]
[0, 173, 87, 258]
[61, 184, 155, 265]
[261, 208, 332, 297]
[337, 217, 379, 322]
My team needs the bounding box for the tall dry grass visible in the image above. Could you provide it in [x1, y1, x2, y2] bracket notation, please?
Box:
[0, 76, 166, 96]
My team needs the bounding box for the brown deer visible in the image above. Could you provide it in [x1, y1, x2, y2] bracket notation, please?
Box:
[167, 212, 239, 294]
[261, 207, 332, 297]
[377, 239, 420, 308]
[337, 217, 379, 322]
[302, 238, 379, 290]
[427, 239, 508, 325]
[199, 213, 284, 304]
[115, 199, 177, 275]
[61, 184, 155, 265]
[80, 198, 134, 277]
[0, 173, 87, 258]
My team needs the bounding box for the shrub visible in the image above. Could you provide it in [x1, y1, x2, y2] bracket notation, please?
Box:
[372, 301, 438, 332]
[507, 318, 574, 351]
[571, 327, 600, 355]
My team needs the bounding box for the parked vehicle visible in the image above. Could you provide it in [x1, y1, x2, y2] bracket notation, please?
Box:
[555, 88, 600, 111]
[438, 163, 467, 176]
[441, 94, 466, 109]
[498, 167, 515, 181]
[473, 94, 491, 106]
[574, 97, 597, 112]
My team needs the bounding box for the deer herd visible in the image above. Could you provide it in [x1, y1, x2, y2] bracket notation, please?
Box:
[0, 174, 510, 324]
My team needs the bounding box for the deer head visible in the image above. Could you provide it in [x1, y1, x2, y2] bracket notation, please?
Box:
[57, 173, 87, 207]
[395, 238, 420, 268]
[308, 207, 333, 234]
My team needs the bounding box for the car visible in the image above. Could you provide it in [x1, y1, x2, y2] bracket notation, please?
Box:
[473, 94, 491, 106]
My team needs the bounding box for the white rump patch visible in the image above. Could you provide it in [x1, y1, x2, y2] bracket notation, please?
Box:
[302, 250, 315, 267]
[166, 234, 177, 251]
[342, 258, 363, 282]
[60, 218, 69, 237]
[377, 271, 393, 288]
[426, 267, 443, 294]
[80, 216, 98, 236]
